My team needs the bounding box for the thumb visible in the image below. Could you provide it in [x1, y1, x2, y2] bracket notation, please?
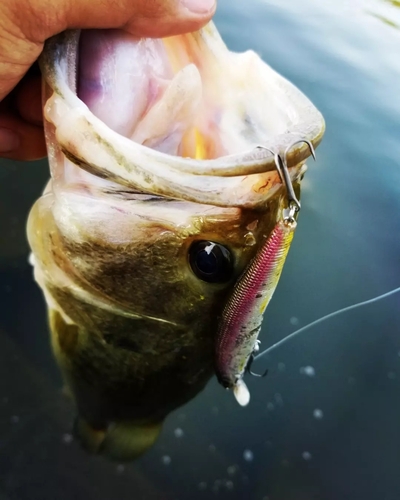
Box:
[0, 0, 215, 160]
[0, 0, 216, 101]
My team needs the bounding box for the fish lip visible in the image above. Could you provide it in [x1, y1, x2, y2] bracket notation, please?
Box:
[40, 25, 325, 208]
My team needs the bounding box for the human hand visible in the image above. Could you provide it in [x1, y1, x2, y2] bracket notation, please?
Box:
[0, 0, 216, 161]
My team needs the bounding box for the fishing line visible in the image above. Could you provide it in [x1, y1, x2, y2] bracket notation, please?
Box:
[254, 286, 400, 361]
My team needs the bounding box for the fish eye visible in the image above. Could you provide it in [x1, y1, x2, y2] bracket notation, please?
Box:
[189, 240, 234, 283]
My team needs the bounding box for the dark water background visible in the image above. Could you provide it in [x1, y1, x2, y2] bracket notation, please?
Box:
[1, 0, 400, 498]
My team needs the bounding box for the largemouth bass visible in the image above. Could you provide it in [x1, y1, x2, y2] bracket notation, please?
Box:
[27, 22, 324, 460]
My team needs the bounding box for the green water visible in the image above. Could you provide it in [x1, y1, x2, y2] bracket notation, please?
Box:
[1, 0, 400, 498]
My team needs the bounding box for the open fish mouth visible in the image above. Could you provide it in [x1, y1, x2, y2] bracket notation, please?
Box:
[40, 22, 325, 208]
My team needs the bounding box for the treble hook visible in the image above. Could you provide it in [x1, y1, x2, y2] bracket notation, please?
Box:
[284, 138, 316, 162]
[278, 139, 316, 212]
[246, 352, 269, 378]
[256, 139, 316, 219]
[273, 153, 301, 214]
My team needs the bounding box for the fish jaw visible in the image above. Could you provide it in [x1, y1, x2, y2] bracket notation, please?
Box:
[40, 22, 324, 208]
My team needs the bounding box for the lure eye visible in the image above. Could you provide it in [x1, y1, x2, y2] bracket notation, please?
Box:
[189, 241, 234, 283]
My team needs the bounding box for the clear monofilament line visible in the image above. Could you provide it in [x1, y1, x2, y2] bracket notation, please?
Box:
[254, 286, 400, 361]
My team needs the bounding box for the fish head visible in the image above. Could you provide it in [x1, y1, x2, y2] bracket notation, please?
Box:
[27, 22, 324, 460]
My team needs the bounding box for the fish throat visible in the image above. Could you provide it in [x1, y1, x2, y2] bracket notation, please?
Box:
[75, 29, 255, 161]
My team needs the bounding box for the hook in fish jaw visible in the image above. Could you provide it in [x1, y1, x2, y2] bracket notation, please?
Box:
[284, 139, 316, 162]
[256, 139, 316, 223]
[274, 154, 300, 223]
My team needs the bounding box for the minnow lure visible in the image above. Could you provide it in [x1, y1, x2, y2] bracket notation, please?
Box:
[215, 141, 315, 406]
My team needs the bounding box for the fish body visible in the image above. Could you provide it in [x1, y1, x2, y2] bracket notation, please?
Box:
[28, 21, 324, 460]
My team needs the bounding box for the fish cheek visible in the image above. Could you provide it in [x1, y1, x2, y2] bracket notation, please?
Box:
[60, 215, 239, 328]
[62, 231, 199, 321]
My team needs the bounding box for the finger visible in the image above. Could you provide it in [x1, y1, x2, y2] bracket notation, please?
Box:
[0, 113, 46, 160]
[15, 71, 43, 125]
[0, 0, 216, 159]
[27, 0, 216, 43]
[0, 67, 44, 159]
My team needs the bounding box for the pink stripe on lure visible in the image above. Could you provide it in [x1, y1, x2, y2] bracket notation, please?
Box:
[215, 216, 296, 406]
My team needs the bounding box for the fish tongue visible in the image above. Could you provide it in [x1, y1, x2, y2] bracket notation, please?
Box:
[131, 64, 202, 155]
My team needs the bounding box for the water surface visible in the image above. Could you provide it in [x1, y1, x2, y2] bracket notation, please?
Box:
[1, 0, 400, 498]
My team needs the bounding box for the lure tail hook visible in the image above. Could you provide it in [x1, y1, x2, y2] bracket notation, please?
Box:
[246, 353, 269, 378]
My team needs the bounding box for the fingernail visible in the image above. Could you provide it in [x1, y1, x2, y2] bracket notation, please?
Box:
[0, 128, 20, 153]
[181, 0, 215, 14]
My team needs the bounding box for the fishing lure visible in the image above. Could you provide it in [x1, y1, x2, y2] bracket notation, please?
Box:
[215, 140, 315, 406]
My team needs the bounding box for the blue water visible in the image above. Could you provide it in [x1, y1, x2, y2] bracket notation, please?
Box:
[1, 0, 400, 498]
